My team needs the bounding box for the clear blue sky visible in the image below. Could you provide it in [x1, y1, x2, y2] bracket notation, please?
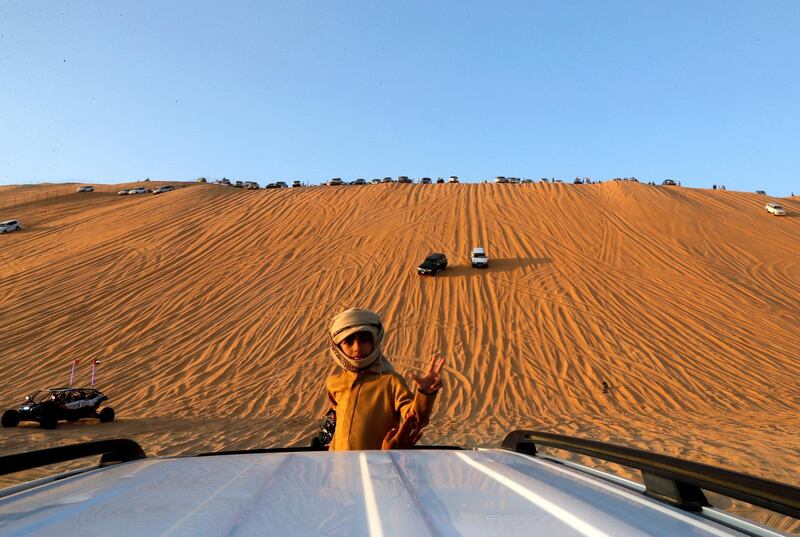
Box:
[2, 1, 799, 195]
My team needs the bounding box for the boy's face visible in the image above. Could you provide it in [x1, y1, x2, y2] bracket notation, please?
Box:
[338, 331, 374, 360]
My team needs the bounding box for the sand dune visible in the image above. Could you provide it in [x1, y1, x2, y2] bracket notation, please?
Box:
[1, 181, 799, 526]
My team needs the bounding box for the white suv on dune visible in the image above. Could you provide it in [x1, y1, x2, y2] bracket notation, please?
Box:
[471, 247, 489, 268]
[1, 220, 22, 234]
[765, 202, 786, 216]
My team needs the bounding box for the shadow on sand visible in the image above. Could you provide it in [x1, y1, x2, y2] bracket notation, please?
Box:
[435, 257, 552, 278]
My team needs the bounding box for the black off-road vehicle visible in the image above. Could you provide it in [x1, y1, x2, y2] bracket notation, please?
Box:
[417, 253, 448, 275]
[2, 388, 115, 430]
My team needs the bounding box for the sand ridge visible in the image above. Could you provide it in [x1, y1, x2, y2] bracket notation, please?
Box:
[1, 182, 799, 510]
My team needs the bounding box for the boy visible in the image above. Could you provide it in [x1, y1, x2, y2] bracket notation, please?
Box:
[325, 307, 444, 450]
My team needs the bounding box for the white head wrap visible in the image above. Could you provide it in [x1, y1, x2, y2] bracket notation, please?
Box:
[329, 308, 393, 373]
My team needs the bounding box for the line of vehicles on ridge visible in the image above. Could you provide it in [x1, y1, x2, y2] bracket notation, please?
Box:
[1, 186, 791, 239]
[74, 185, 176, 195]
[327, 176, 461, 185]
[214, 178, 292, 189]
[118, 185, 176, 195]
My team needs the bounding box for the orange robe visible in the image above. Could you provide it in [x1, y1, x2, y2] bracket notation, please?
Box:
[326, 369, 437, 451]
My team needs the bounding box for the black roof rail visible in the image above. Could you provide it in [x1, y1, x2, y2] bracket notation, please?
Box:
[502, 430, 800, 519]
[0, 438, 146, 477]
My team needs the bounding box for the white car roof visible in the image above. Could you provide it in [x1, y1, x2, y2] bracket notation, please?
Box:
[0, 448, 767, 536]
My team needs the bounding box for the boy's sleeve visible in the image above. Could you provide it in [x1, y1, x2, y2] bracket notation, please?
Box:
[325, 374, 337, 409]
[393, 374, 437, 427]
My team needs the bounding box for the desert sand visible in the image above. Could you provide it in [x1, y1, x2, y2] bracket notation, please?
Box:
[1, 181, 798, 528]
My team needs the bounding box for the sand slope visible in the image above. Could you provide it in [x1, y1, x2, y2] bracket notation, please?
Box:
[1, 182, 799, 525]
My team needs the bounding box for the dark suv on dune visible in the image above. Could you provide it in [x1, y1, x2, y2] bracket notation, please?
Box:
[417, 253, 448, 276]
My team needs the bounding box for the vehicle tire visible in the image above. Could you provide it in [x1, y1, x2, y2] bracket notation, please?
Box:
[2, 409, 19, 428]
[1, 229, 6, 234]
[99, 407, 115, 423]
[39, 405, 59, 429]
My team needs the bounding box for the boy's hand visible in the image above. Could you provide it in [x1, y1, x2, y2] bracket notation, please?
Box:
[411, 355, 445, 395]
[382, 413, 423, 450]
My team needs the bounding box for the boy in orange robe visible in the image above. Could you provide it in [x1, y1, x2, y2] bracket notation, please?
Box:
[325, 308, 444, 450]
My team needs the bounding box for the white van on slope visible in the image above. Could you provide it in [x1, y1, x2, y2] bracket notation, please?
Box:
[765, 202, 786, 216]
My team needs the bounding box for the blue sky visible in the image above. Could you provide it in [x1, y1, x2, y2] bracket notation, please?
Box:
[1, 1, 798, 195]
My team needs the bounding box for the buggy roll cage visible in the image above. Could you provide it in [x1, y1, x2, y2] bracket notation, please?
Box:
[1, 431, 797, 522]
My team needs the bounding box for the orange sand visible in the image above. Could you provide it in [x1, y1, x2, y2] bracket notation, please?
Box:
[1, 181, 798, 526]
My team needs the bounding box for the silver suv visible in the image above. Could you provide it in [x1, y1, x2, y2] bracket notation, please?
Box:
[1, 220, 22, 234]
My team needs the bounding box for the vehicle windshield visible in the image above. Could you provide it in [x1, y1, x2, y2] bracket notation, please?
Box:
[473, 252, 485, 258]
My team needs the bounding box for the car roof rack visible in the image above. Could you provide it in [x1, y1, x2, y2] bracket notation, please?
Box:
[0, 438, 146, 478]
[501, 430, 800, 519]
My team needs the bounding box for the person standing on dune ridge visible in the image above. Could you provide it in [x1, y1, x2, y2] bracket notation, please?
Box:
[324, 308, 444, 450]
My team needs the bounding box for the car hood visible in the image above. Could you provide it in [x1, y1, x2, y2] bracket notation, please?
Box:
[0, 449, 747, 536]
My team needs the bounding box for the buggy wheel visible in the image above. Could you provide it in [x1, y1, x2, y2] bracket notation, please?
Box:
[99, 407, 115, 423]
[40, 406, 58, 429]
[2, 409, 19, 428]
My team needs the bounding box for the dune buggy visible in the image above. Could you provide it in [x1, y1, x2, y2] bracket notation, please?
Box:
[2, 387, 115, 429]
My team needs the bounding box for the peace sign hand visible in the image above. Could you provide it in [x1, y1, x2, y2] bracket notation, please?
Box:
[411, 355, 445, 395]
